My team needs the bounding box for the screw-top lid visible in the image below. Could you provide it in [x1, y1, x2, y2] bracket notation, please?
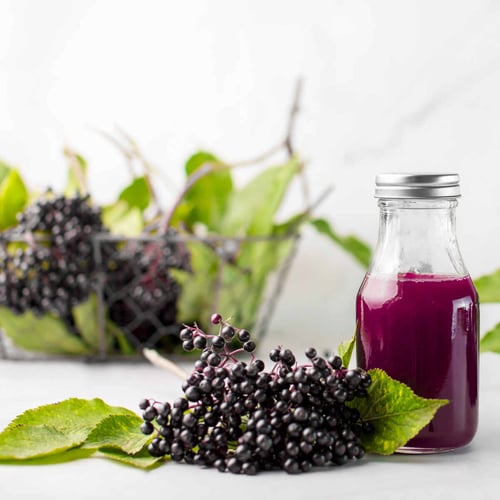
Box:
[375, 173, 460, 198]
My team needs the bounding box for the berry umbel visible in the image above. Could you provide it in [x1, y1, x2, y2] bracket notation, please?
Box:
[140, 316, 372, 475]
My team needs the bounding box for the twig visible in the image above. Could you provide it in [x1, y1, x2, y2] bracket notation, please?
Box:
[230, 142, 284, 167]
[160, 161, 222, 233]
[142, 348, 188, 379]
[160, 77, 307, 233]
[284, 77, 303, 157]
[93, 128, 136, 177]
[284, 78, 310, 209]
[116, 126, 178, 199]
[94, 127, 177, 208]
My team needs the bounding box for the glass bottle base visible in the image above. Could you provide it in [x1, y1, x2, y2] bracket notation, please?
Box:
[396, 446, 458, 455]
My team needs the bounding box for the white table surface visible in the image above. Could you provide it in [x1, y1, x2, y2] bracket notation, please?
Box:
[0, 353, 499, 500]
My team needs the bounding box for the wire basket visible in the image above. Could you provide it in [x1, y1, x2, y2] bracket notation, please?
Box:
[0, 231, 299, 361]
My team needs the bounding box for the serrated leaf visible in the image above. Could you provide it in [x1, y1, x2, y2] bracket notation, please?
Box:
[119, 176, 151, 211]
[84, 414, 149, 455]
[0, 169, 28, 230]
[474, 270, 500, 303]
[309, 218, 372, 268]
[338, 335, 355, 367]
[170, 151, 232, 230]
[64, 151, 88, 197]
[0, 399, 134, 460]
[220, 158, 299, 236]
[480, 322, 500, 353]
[97, 447, 164, 469]
[0, 425, 80, 460]
[101, 201, 143, 236]
[6, 398, 134, 434]
[0, 448, 95, 465]
[0, 307, 90, 355]
[350, 369, 449, 455]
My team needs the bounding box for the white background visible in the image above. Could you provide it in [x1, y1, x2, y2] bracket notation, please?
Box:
[1, 0, 500, 350]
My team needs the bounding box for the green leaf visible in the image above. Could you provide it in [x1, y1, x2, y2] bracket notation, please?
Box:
[6, 398, 135, 434]
[84, 414, 150, 455]
[350, 369, 449, 455]
[220, 158, 299, 236]
[218, 237, 296, 329]
[64, 151, 88, 197]
[0, 425, 80, 460]
[480, 323, 500, 353]
[0, 448, 95, 466]
[309, 218, 372, 268]
[102, 201, 144, 236]
[474, 270, 500, 303]
[0, 159, 11, 184]
[0, 169, 28, 230]
[170, 241, 219, 325]
[119, 176, 151, 211]
[0, 399, 134, 460]
[72, 294, 103, 353]
[97, 447, 164, 469]
[106, 319, 136, 355]
[272, 212, 309, 237]
[338, 335, 355, 368]
[173, 159, 300, 328]
[0, 307, 90, 355]
[170, 151, 232, 230]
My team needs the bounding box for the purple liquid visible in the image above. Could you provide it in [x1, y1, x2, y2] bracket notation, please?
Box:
[356, 273, 479, 451]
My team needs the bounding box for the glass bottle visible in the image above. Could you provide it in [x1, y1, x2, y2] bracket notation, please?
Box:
[356, 173, 479, 453]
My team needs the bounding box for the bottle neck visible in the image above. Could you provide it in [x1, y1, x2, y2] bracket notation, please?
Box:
[370, 198, 468, 276]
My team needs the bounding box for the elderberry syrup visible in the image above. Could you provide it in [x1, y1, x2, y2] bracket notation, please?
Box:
[356, 174, 479, 453]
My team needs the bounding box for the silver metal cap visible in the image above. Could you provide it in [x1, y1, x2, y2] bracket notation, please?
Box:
[375, 173, 460, 199]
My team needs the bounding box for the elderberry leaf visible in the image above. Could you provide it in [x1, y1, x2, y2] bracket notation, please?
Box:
[118, 176, 151, 211]
[72, 294, 103, 353]
[173, 158, 300, 329]
[338, 335, 355, 368]
[0, 159, 11, 184]
[101, 200, 143, 236]
[220, 158, 299, 236]
[349, 369, 449, 455]
[64, 150, 88, 197]
[170, 151, 232, 231]
[0, 399, 134, 460]
[0, 169, 28, 230]
[480, 322, 500, 353]
[97, 447, 164, 469]
[309, 218, 372, 268]
[170, 241, 219, 325]
[0, 307, 90, 355]
[218, 237, 296, 328]
[106, 319, 136, 355]
[0, 425, 80, 460]
[5, 398, 134, 435]
[83, 414, 150, 455]
[474, 269, 500, 303]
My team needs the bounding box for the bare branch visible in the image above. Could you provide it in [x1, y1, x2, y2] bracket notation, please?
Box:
[284, 77, 303, 157]
[142, 348, 188, 379]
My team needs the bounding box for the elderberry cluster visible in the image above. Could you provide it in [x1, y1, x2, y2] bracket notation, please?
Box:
[103, 234, 190, 343]
[140, 315, 373, 475]
[0, 191, 191, 348]
[0, 193, 105, 329]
